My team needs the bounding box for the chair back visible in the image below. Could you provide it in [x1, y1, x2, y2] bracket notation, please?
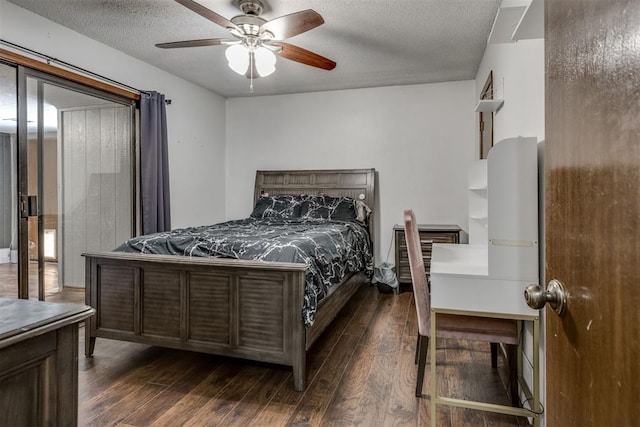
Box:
[403, 209, 431, 335]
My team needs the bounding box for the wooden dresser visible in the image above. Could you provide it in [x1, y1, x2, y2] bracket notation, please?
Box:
[0, 298, 94, 427]
[394, 224, 463, 285]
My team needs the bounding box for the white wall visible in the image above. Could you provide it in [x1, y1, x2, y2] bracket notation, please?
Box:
[0, 0, 227, 229]
[475, 33, 546, 424]
[475, 39, 545, 141]
[225, 81, 476, 263]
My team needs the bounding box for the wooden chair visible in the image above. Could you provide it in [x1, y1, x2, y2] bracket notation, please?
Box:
[403, 209, 519, 405]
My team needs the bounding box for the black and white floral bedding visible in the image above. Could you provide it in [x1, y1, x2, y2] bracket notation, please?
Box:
[114, 204, 373, 326]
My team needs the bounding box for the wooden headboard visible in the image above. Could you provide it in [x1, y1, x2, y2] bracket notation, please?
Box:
[254, 168, 376, 258]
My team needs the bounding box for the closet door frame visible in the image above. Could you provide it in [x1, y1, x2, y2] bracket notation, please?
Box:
[14, 65, 137, 299]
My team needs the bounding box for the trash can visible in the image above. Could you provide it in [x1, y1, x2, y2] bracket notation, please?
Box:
[372, 262, 399, 294]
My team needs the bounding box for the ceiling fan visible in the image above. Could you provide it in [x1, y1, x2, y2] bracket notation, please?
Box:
[156, 0, 336, 81]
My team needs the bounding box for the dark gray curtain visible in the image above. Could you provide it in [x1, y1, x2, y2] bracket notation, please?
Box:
[140, 91, 171, 234]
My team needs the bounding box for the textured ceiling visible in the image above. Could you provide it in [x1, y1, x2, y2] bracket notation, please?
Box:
[6, 0, 502, 98]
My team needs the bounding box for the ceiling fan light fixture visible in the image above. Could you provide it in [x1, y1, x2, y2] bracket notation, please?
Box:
[226, 44, 276, 78]
[225, 44, 249, 75]
[254, 46, 276, 77]
[162, 0, 335, 86]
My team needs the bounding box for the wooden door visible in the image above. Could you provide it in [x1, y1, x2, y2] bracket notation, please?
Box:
[545, 1, 640, 425]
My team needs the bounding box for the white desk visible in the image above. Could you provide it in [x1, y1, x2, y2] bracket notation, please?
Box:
[429, 243, 541, 426]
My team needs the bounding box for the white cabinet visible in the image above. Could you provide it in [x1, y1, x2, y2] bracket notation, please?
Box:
[487, 137, 538, 281]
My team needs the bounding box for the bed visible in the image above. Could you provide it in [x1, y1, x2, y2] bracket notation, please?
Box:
[83, 168, 376, 391]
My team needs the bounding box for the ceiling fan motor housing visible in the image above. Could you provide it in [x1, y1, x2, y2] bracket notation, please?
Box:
[239, 0, 264, 16]
[231, 15, 267, 37]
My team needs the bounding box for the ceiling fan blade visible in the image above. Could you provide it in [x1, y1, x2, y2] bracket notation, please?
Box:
[174, 0, 238, 31]
[155, 38, 227, 49]
[260, 9, 324, 40]
[273, 42, 336, 70]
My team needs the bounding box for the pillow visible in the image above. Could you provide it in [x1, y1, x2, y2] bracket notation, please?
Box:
[355, 200, 372, 225]
[299, 195, 358, 221]
[250, 195, 303, 219]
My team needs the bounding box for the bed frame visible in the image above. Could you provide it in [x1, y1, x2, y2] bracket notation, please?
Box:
[83, 168, 376, 391]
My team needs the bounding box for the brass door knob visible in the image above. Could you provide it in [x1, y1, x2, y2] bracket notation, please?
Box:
[524, 279, 567, 316]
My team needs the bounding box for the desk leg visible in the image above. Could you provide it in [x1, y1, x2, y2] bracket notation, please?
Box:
[533, 316, 540, 427]
[430, 309, 437, 427]
[427, 310, 540, 425]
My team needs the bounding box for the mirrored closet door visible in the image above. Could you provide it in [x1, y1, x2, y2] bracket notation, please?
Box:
[0, 61, 135, 300]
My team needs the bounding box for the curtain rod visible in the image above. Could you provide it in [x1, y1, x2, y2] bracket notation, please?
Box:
[0, 39, 172, 104]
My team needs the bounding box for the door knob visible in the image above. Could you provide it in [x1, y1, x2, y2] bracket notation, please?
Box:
[524, 279, 567, 315]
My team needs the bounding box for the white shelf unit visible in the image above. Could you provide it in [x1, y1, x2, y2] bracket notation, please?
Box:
[512, 0, 544, 41]
[487, 6, 527, 44]
[435, 135, 540, 304]
[475, 98, 504, 112]
[487, 0, 543, 44]
[487, 137, 539, 281]
[468, 159, 488, 245]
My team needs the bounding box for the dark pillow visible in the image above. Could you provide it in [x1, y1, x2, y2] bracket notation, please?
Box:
[250, 195, 303, 219]
[299, 195, 358, 221]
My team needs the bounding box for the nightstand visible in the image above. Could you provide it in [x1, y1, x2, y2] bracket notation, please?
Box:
[393, 224, 463, 286]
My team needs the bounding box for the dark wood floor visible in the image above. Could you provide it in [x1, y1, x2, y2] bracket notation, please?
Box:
[0, 261, 61, 299]
[53, 284, 526, 427]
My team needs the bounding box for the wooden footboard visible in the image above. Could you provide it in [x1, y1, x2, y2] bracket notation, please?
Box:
[83, 251, 366, 391]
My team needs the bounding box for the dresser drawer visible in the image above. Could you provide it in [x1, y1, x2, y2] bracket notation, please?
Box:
[394, 225, 462, 285]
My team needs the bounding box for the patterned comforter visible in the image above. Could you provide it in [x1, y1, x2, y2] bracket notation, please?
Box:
[114, 218, 373, 326]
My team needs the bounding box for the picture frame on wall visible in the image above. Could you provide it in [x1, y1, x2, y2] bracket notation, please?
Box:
[479, 71, 494, 159]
